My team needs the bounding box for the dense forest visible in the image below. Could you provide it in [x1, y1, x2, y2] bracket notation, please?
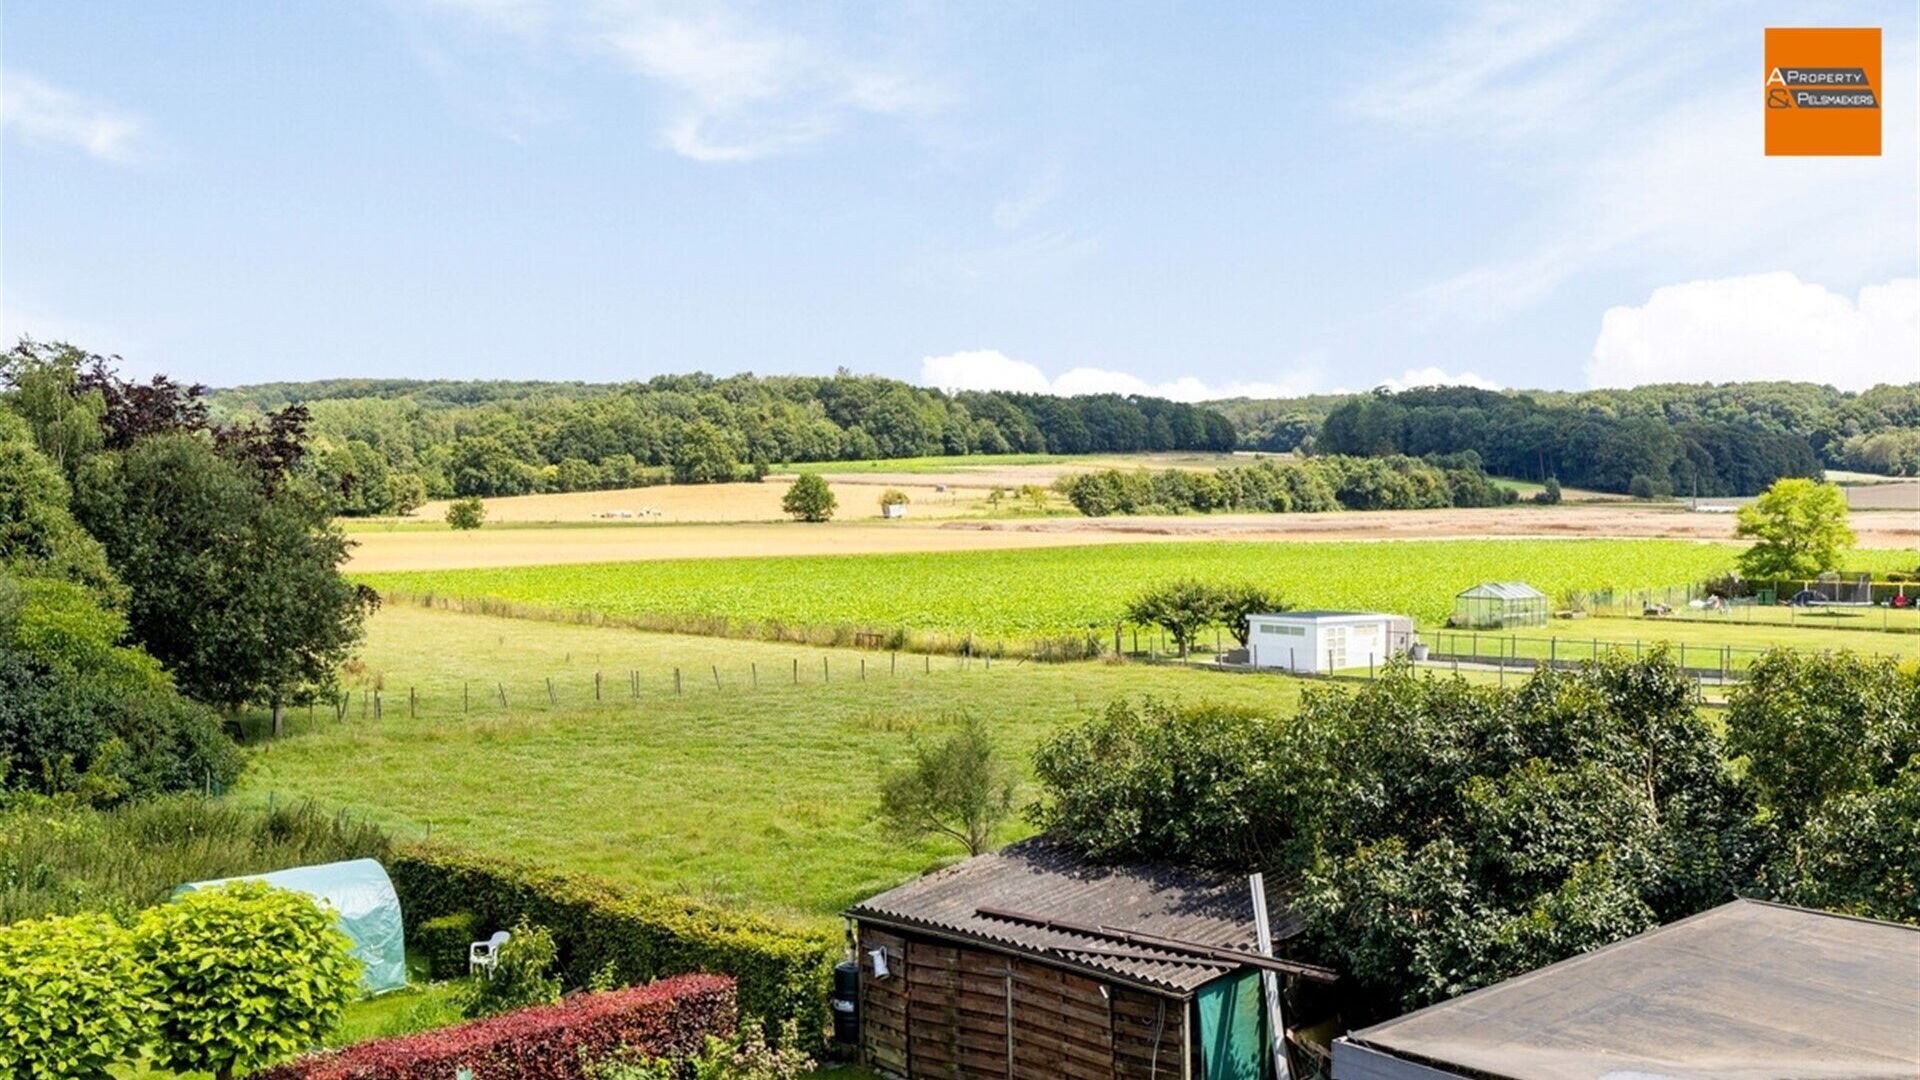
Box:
[210, 372, 1238, 512]
[146, 364, 1920, 509]
[1216, 381, 1920, 481]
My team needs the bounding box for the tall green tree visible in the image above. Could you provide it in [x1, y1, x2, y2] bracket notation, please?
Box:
[1734, 478, 1855, 580]
[74, 434, 373, 735]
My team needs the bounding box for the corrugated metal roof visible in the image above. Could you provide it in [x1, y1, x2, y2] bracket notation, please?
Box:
[1336, 899, 1920, 1080]
[846, 838, 1302, 995]
[1455, 582, 1546, 600]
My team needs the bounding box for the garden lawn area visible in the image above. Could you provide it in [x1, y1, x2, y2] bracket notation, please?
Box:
[355, 538, 1852, 637]
[233, 605, 1312, 921]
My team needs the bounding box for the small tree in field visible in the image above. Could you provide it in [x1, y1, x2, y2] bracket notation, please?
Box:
[782, 473, 835, 522]
[134, 882, 360, 1080]
[1126, 579, 1222, 657]
[877, 715, 1016, 857]
[445, 496, 486, 530]
[878, 488, 909, 514]
[1735, 478, 1854, 581]
[1215, 582, 1287, 647]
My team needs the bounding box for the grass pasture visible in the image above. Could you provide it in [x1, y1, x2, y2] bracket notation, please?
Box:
[359, 539, 1772, 643]
[237, 605, 1312, 919]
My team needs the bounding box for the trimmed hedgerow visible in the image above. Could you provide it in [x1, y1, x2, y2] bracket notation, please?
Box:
[254, 974, 735, 1080]
[417, 911, 476, 981]
[389, 845, 836, 1045]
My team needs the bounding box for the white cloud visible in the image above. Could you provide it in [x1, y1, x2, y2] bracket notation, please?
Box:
[0, 73, 145, 164]
[1364, 3, 1917, 322]
[1588, 274, 1920, 390]
[409, 0, 944, 161]
[1374, 367, 1502, 393]
[919, 349, 1324, 402]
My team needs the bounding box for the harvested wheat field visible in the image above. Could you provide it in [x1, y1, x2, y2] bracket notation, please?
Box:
[414, 480, 987, 524]
[345, 503, 1920, 572]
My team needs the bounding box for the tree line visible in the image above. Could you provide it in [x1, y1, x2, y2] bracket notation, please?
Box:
[1314, 386, 1826, 496]
[208, 368, 1239, 513]
[1218, 381, 1920, 480]
[1, 339, 372, 804]
[1056, 452, 1519, 516]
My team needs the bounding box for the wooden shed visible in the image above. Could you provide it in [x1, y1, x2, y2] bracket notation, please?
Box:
[844, 838, 1338, 1080]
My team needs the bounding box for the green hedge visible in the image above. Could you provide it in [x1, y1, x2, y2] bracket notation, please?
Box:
[417, 911, 476, 982]
[388, 845, 837, 1045]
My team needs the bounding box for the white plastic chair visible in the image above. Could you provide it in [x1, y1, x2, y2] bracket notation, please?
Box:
[469, 930, 511, 978]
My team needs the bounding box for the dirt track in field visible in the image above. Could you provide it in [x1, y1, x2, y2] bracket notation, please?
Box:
[346, 503, 1920, 572]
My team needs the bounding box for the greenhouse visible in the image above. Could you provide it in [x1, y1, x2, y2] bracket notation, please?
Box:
[1453, 582, 1549, 629]
[175, 858, 407, 994]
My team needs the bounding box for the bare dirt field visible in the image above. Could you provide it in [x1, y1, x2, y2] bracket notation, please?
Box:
[415, 480, 987, 524]
[346, 503, 1920, 572]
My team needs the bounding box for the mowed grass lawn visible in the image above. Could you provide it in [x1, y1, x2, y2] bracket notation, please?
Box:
[235, 606, 1312, 920]
[356, 538, 1834, 635]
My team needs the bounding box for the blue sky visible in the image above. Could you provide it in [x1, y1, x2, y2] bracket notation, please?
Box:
[3, 1, 1915, 396]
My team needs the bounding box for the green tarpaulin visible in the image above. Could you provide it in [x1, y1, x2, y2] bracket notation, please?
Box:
[1197, 969, 1273, 1080]
[175, 857, 407, 995]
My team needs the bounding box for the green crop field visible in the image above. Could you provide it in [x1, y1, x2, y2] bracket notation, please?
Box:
[358, 539, 1851, 640]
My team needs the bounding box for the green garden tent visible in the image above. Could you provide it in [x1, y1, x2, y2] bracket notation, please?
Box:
[175, 857, 408, 994]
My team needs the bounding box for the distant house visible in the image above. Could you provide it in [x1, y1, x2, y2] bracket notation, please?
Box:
[844, 838, 1340, 1079]
[1332, 899, 1920, 1080]
[1246, 611, 1413, 674]
[1452, 582, 1548, 628]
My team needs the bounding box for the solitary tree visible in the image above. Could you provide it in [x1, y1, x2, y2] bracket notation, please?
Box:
[1215, 582, 1287, 647]
[1125, 579, 1222, 657]
[782, 473, 836, 522]
[445, 496, 486, 530]
[877, 715, 1017, 857]
[1735, 478, 1854, 581]
[878, 488, 909, 514]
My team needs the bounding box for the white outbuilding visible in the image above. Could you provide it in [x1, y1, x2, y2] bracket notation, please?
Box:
[1246, 610, 1415, 674]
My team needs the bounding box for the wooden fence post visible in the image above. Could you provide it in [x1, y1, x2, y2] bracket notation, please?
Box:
[463, 681, 470, 714]
[498, 683, 507, 710]
[546, 677, 556, 705]
[674, 668, 682, 695]
[712, 664, 721, 690]
[595, 672, 602, 702]
[824, 657, 830, 683]
[751, 662, 758, 689]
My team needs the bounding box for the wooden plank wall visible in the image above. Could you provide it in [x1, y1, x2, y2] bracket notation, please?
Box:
[859, 925, 1187, 1080]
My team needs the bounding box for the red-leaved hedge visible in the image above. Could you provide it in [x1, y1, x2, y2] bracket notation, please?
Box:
[253, 974, 735, 1080]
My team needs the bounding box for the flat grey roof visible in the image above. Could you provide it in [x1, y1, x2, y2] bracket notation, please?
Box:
[1249, 610, 1386, 620]
[846, 837, 1301, 995]
[1334, 898, 1920, 1080]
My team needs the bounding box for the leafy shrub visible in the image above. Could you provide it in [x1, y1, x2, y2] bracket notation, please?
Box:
[0, 794, 390, 924]
[780, 474, 834, 522]
[0, 912, 150, 1078]
[876, 714, 1016, 857]
[0, 574, 240, 803]
[134, 881, 361, 1080]
[254, 975, 736, 1080]
[587, 1017, 813, 1080]
[446, 496, 487, 530]
[1532, 477, 1562, 505]
[464, 917, 562, 1018]
[418, 910, 477, 981]
[389, 845, 837, 1046]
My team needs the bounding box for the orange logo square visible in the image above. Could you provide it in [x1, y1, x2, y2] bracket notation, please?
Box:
[1766, 27, 1881, 156]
